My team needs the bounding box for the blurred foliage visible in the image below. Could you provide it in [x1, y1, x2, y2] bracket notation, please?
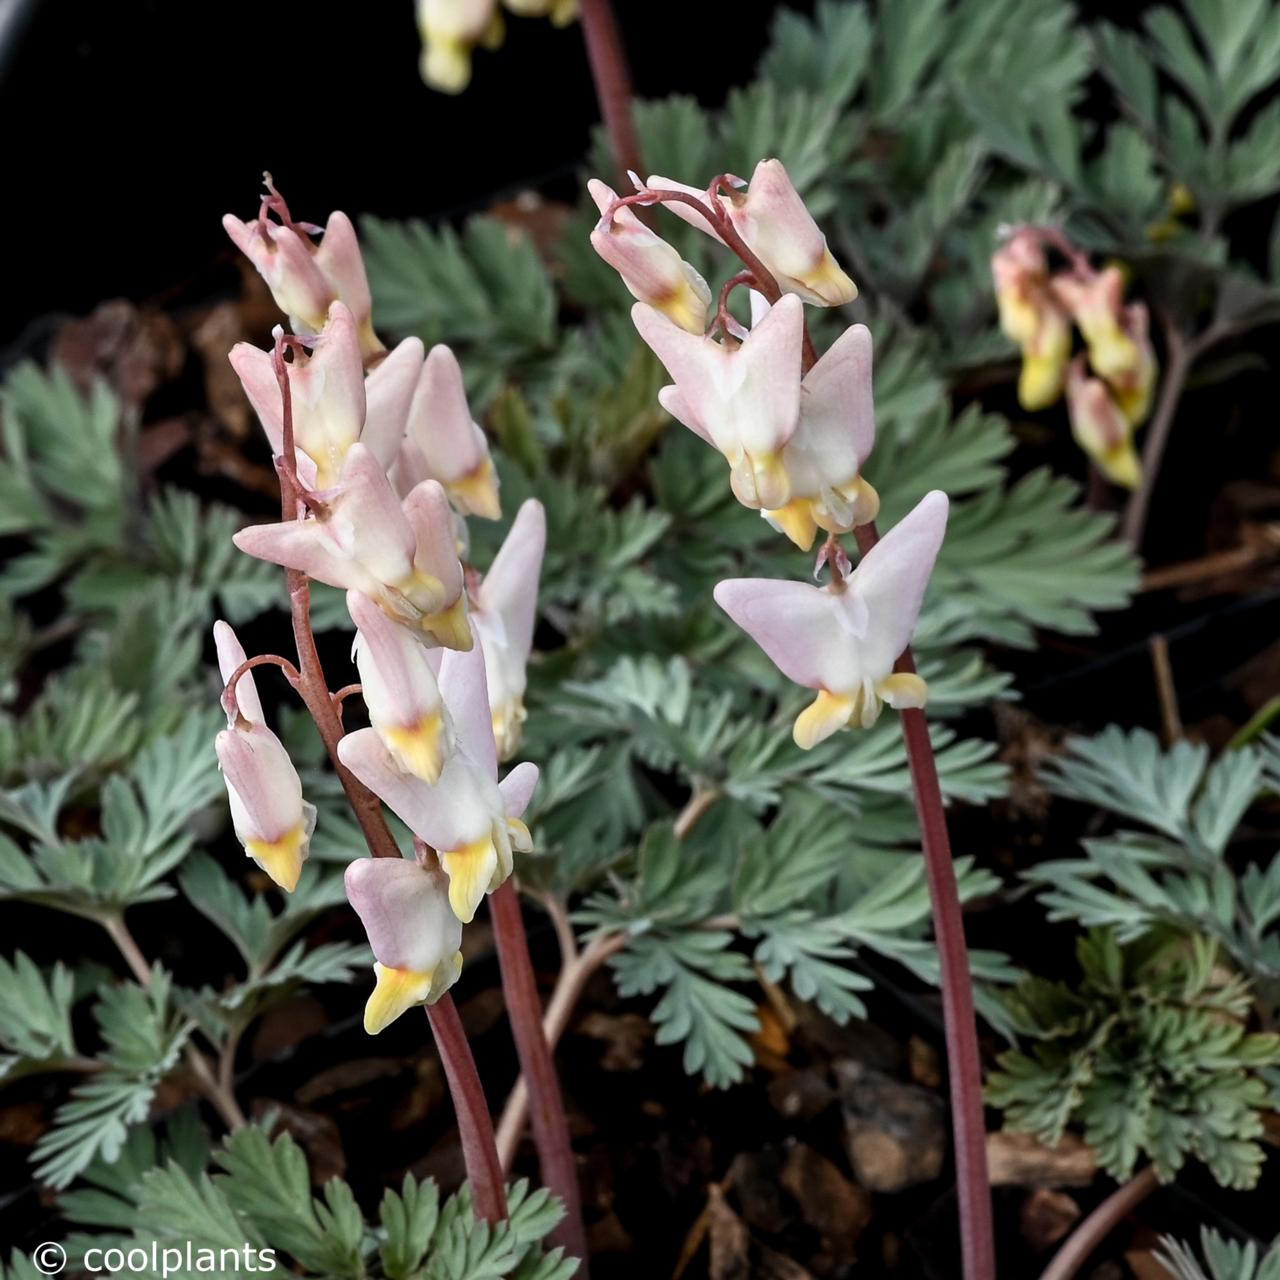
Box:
[1158, 1226, 1280, 1280]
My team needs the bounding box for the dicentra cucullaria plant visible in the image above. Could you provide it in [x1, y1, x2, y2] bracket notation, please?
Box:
[5, 2, 1280, 1278]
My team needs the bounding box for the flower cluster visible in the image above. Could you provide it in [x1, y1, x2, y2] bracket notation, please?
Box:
[416, 0, 578, 93]
[217, 185, 546, 1034]
[589, 161, 947, 744]
[992, 228, 1157, 488]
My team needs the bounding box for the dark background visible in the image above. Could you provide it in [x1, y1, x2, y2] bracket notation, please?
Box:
[0, 0, 795, 356]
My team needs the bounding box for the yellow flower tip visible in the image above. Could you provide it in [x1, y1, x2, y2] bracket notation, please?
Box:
[1098, 443, 1142, 490]
[449, 459, 502, 520]
[746, 450, 791, 512]
[764, 499, 819, 551]
[421, 595, 473, 652]
[849, 475, 881, 527]
[385, 711, 447, 784]
[507, 816, 533, 852]
[1170, 182, 1196, 215]
[441, 837, 499, 924]
[549, 0, 578, 26]
[481, 11, 506, 49]
[793, 690, 859, 750]
[803, 248, 858, 306]
[997, 291, 1039, 347]
[656, 280, 710, 335]
[1018, 352, 1067, 412]
[364, 963, 435, 1035]
[1087, 328, 1139, 384]
[358, 320, 385, 361]
[245, 824, 308, 893]
[1115, 375, 1155, 427]
[876, 672, 929, 711]
[421, 39, 473, 94]
[492, 699, 528, 762]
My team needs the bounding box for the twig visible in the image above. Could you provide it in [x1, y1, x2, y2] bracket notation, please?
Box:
[426, 996, 509, 1224]
[101, 915, 247, 1132]
[1038, 1167, 1160, 1280]
[1148, 634, 1183, 743]
[489, 882, 588, 1266]
[1121, 327, 1189, 550]
[855, 524, 995, 1280]
[578, 0, 643, 183]
[1140, 544, 1263, 592]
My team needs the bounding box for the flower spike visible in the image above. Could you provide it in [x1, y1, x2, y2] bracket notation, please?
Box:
[588, 178, 711, 334]
[213, 622, 314, 891]
[344, 856, 464, 1033]
[714, 491, 948, 746]
[471, 499, 546, 760]
[633, 293, 804, 510]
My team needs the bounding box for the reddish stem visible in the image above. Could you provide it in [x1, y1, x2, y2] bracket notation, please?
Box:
[578, 0, 644, 184]
[1039, 1168, 1158, 1280]
[489, 881, 589, 1268]
[854, 522, 995, 1280]
[221, 653, 301, 721]
[426, 995, 509, 1224]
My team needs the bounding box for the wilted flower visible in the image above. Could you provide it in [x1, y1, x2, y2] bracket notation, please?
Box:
[213, 622, 315, 892]
[234, 446, 472, 648]
[632, 292, 804, 510]
[471, 499, 546, 760]
[588, 178, 711, 334]
[417, 0, 504, 94]
[714, 491, 948, 746]
[345, 854, 463, 1032]
[991, 230, 1072, 412]
[647, 160, 857, 306]
[338, 644, 538, 923]
[223, 206, 381, 357]
[349, 590, 453, 784]
[762, 318, 879, 550]
[395, 345, 502, 520]
[1065, 357, 1141, 489]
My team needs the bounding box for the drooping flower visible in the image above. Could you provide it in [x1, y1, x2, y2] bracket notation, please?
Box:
[417, 0, 504, 94]
[337, 644, 538, 923]
[348, 589, 453, 784]
[223, 207, 381, 357]
[470, 499, 546, 759]
[395, 344, 502, 520]
[714, 491, 948, 747]
[761, 318, 879, 550]
[588, 178, 711, 335]
[1065, 357, 1141, 489]
[345, 854, 463, 1033]
[213, 622, 315, 892]
[233, 445, 472, 648]
[632, 292, 804, 510]
[991, 231, 1072, 412]
[646, 160, 857, 306]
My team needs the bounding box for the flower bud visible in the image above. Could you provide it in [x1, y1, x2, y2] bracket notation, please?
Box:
[397, 345, 501, 519]
[348, 590, 453, 784]
[588, 179, 711, 334]
[1065, 357, 1141, 489]
[417, 0, 504, 93]
[345, 857, 463, 1033]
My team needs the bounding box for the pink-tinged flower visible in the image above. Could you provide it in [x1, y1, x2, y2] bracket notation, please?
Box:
[417, 0, 504, 93]
[233, 447, 471, 648]
[991, 231, 1072, 412]
[1052, 267, 1137, 385]
[223, 209, 382, 357]
[223, 214, 332, 336]
[647, 161, 857, 306]
[395, 344, 501, 519]
[714, 491, 949, 747]
[337, 645, 538, 923]
[360, 337, 426, 469]
[213, 622, 314, 892]
[229, 302, 365, 488]
[588, 178, 711, 335]
[1065, 357, 1141, 489]
[349, 590, 453, 784]
[471, 499, 545, 760]
[632, 293, 804, 510]
[763, 320, 879, 550]
[345, 856, 463, 1033]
